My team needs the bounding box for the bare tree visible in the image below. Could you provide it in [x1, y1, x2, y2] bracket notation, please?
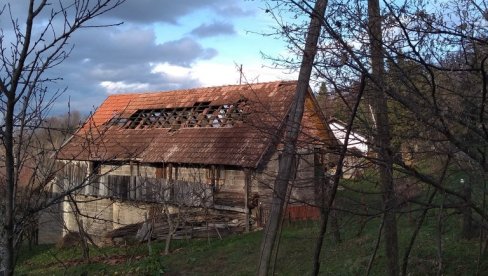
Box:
[257, 0, 328, 275]
[0, 1, 124, 275]
[260, 0, 488, 274]
[367, 0, 399, 274]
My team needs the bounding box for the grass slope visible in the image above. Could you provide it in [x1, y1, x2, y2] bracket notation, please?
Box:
[17, 169, 488, 275]
[17, 214, 486, 275]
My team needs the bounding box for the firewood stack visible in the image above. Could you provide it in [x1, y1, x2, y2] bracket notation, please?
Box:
[104, 209, 247, 245]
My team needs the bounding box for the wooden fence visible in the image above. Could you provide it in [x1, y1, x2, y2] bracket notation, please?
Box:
[96, 175, 213, 207]
[284, 205, 320, 221]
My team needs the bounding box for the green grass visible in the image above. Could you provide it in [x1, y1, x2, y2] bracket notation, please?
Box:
[16, 170, 488, 275]
[16, 213, 486, 275]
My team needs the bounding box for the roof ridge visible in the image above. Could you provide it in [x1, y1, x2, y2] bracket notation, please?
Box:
[107, 80, 297, 98]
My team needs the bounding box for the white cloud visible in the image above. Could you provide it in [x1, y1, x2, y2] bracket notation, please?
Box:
[3, 0, 291, 114]
[152, 61, 297, 88]
[152, 63, 192, 78]
[99, 59, 296, 95]
[100, 81, 151, 93]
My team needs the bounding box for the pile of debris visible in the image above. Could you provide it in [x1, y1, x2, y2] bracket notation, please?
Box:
[104, 208, 247, 245]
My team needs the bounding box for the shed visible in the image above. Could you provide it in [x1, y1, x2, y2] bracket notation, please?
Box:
[56, 80, 338, 239]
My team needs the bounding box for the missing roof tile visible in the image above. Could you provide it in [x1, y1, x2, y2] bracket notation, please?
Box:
[111, 100, 248, 130]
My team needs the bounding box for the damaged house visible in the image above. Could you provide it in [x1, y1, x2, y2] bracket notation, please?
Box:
[55, 80, 338, 241]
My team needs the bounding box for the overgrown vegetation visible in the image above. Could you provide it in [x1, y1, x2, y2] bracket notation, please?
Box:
[17, 176, 487, 275]
[16, 217, 484, 275]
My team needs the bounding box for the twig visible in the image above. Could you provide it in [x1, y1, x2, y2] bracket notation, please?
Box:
[366, 213, 385, 276]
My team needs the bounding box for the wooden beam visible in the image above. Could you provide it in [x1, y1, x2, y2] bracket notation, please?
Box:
[244, 168, 251, 232]
[210, 165, 216, 190]
[168, 163, 173, 181]
[213, 204, 246, 213]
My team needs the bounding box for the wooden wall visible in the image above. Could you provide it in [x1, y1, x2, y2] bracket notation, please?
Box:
[58, 150, 325, 236]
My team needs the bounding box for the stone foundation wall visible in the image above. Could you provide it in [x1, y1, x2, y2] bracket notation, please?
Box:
[62, 195, 152, 241]
[38, 202, 64, 244]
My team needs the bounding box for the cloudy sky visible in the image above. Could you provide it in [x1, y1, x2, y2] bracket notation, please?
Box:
[3, 0, 298, 114]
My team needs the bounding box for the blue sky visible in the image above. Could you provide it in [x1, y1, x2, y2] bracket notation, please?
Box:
[3, 0, 299, 114]
[148, 1, 295, 88]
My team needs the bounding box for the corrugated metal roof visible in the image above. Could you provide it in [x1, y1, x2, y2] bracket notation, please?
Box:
[57, 81, 335, 168]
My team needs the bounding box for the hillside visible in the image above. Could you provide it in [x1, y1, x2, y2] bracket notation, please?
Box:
[17, 213, 486, 275]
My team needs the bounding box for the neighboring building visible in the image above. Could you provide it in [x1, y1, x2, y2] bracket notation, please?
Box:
[328, 118, 370, 179]
[56, 81, 338, 240]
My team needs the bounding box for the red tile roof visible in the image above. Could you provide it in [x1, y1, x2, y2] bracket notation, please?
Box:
[57, 81, 335, 168]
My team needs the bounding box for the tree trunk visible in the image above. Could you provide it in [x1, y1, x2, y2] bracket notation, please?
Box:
[3, 95, 16, 276]
[68, 195, 90, 261]
[257, 1, 328, 275]
[330, 203, 341, 244]
[462, 177, 473, 239]
[311, 74, 366, 275]
[0, 1, 125, 274]
[164, 232, 172, 256]
[164, 211, 173, 256]
[367, 0, 399, 275]
[312, 147, 328, 275]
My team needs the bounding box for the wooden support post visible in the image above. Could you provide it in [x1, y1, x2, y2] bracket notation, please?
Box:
[210, 165, 217, 206]
[129, 161, 136, 200]
[210, 165, 216, 189]
[168, 164, 173, 181]
[244, 168, 251, 233]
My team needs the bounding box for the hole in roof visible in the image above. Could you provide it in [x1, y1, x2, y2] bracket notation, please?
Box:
[109, 99, 248, 130]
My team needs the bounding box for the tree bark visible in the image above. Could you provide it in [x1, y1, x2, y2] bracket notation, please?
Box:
[4, 94, 16, 276]
[462, 177, 473, 239]
[3, 0, 39, 273]
[257, 1, 328, 275]
[367, 0, 399, 275]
